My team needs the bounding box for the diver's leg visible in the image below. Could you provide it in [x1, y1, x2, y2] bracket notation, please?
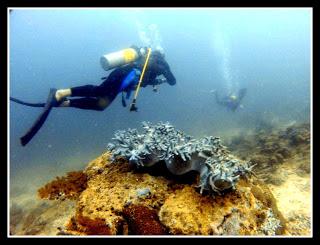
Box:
[67, 95, 116, 111]
[56, 69, 122, 101]
[67, 98, 106, 111]
[55, 85, 106, 102]
[70, 85, 105, 97]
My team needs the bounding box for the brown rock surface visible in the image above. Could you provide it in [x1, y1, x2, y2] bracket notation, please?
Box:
[159, 180, 285, 235]
[64, 153, 174, 235]
[123, 205, 167, 235]
[60, 153, 286, 235]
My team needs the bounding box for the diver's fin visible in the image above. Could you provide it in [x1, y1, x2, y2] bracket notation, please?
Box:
[10, 97, 46, 107]
[20, 88, 58, 146]
[10, 96, 66, 108]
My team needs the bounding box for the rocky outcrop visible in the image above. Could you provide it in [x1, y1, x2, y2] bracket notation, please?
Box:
[50, 153, 286, 236]
[33, 122, 313, 236]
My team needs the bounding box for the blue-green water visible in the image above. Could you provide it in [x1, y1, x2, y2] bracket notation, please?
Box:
[9, 8, 311, 188]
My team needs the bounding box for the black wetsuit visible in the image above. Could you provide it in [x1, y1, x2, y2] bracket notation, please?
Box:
[68, 51, 176, 111]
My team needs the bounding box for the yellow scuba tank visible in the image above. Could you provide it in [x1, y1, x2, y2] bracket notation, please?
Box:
[100, 47, 142, 71]
[230, 95, 237, 101]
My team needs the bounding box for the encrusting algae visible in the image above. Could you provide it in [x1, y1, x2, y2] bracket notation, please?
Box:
[38, 171, 87, 200]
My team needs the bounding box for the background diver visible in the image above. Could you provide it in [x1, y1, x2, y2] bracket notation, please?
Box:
[211, 88, 247, 111]
[10, 45, 176, 146]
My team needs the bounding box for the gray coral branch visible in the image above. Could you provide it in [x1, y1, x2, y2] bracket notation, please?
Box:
[106, 122, 254, 195]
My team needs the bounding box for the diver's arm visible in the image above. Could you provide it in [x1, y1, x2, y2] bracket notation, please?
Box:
[158, 59, 176, 85]
[162, 69, 176, 85]
[147, 77, 167, 92]
[149, 77, 167, 86]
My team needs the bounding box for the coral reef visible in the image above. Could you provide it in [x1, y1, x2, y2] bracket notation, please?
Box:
[227, 122, 310, 184]
[106, 122, 255, 195]
[38, 171, 87, 200]
[279, 123, 310, 147]
[227, 122, 311, 236]
[60, 153, 286, 236]
[22, 122, 301, 236]
[259, 208, 282, 235]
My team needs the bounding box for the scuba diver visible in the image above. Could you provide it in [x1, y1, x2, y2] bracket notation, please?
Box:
[211, 88, 247, 111]
[52, 46, 176, 111]
[10, 45, 176, 146]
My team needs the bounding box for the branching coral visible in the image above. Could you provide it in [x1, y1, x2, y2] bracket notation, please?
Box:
[259, 208, 282, 235]
[106, 122, 255, 195]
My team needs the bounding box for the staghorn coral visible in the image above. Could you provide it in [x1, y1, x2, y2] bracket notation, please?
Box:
[38, 171, 87, 200]
[106, 122, 255, 196]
